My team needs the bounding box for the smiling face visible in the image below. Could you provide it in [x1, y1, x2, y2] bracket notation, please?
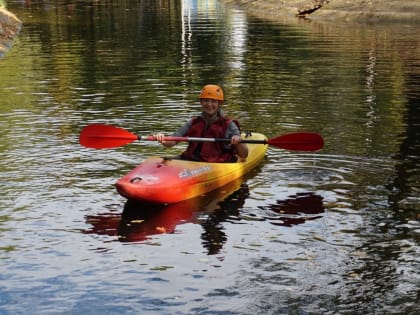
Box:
[200, 98, 221, 117]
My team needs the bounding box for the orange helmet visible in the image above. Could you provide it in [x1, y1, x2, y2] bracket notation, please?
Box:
[199, 84, 224, 101]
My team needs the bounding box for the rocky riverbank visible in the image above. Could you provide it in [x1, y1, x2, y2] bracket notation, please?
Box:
[1, 0, 419, 57]
[222, 0, 420, 23]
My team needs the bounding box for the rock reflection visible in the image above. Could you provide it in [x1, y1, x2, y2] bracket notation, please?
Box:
[259, 192, 324, 227]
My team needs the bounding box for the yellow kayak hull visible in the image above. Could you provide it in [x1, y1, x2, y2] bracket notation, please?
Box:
[115, 132, 267, 204]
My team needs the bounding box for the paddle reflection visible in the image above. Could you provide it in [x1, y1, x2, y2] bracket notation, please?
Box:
[260, 192, 324, 226]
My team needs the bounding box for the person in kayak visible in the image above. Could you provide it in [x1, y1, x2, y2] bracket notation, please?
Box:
[154, 84, 248, 162]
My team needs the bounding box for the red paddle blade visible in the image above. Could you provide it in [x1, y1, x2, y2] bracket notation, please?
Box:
[267, 132, 324, 151]
[80, 124, 138, 149]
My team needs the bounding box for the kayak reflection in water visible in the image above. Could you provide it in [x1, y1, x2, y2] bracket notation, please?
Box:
[116, 178, 246, 252]
[153, 84, 248, 163]
[83, 188, 324, 255]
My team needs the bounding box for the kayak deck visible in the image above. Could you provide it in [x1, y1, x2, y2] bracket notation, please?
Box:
[115, 132, 267, 204]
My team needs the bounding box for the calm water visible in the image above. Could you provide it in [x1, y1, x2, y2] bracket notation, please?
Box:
[1, 1, 419, 314]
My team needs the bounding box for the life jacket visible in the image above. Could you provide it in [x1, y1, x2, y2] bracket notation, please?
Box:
[181, 115, 240, 162]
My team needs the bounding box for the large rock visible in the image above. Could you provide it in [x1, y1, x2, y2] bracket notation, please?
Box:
[0, 7, 22, 57]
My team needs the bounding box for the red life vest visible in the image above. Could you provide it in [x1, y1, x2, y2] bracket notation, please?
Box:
[181, 116, 240, 162]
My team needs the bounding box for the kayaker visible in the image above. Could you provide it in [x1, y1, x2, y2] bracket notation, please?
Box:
[154, 84, 249, 162]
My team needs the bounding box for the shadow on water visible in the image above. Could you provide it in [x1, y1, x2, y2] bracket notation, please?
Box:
[84, 179, 325, 255]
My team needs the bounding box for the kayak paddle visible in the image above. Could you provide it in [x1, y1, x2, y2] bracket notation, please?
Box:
[79, 123, 324, 151]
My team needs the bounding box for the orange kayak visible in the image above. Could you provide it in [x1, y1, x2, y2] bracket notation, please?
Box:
[115, 132, 267, 204]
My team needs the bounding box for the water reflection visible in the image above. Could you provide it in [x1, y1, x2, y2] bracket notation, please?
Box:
[387, 78, 420, 220]
[260, 192, 324, 227]
[199, 180, 249, 254]
[84, 178, 244, 254]
[117, 177, 246, 253]
[84, 180, 325, 255]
